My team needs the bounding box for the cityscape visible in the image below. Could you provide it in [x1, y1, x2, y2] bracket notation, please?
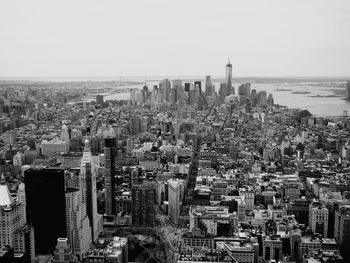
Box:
[1, 61, 350, 263]
[1, 1, 350, 263]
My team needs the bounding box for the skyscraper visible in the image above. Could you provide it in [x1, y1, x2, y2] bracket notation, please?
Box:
[52, 238, 74, 263]
[131, 181, 155, 226]
[104, 138, 117, 215]
[24, 168, 67, 255]
[345, 80, 350, 100]
[81, 139, 102, 241]
[129, 117, 142, 136]
[65, 187, 91, 259]
[205, 75, 213, 97]
[0, 174, 35, 262]
[334, 205, 350, 260]
[96, 94, 104, 106]
[225, 60, 233, 95]
[161, 79, 171, 102]
[60, 124, 70, 144]
[194, 81, 202, 96]
[167, 179, 184, 226]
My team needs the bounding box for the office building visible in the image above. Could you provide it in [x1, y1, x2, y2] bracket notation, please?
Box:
[194, 81, 202, 96]
[309, 203, 329, 237]
[346, 81, 350, 100]
[84, 237, 128, 263]
[167, 178, 184, 226]
[257, 91, 267, 106]
[131, 181, 155, 227]
[129, 117, 142, 136]
[334, 204, 350, 260]
[0, 175, 35, 262]
[24, 168, 67, 255]
[205, 75, 213, 97]
[130, 89, 136, 105]
[52, 238, 74, 263]
[225, 61, 233, 95]
[96, 94, 104, 105]
[104, 138, 117, 215]
[81, 139, 102, 241]
[161, 79, 171, 102]
[65, 187, 91, 259]
[189, 206, 238, 237]
[41, 138, 70, 156]
[60, 124, 70, 143]
[170, 87, 178, 104]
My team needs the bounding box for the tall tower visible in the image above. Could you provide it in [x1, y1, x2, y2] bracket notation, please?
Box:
[81, 139, 102, 241]
[205, 75, 213, 97]
[225, 60, 233, 96]
[65, 187, 91, 259]
[24, 168, 67, 255]
[104, 138, 117, 215]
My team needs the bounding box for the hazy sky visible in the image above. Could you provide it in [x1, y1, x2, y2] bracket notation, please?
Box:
[1, 0, 350, 78]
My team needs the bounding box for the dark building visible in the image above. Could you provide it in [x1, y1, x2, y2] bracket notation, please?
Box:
[131, 181, 155, 226]
[194, 81, 202, 95]
[129, 117, 142, 136]
[184, 82, 191, 93]
[104, 138, 117, 215]
[287, 199, 311, 226]
[24, 168, 66, 255]
[96, 94, 104, 105]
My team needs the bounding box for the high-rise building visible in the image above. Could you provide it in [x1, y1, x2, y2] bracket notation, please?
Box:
[24, 168, 67, 255]
[334, 205, 350, 260]
[345, 81, 350, 100]
[131, 181, 155, 226]
[170, 87, 178, 104]
[257, 91, 267, 106]
[130, 90, 136, 105]
[104, 138, 117, 215]
[189, 84, 198, 105]
[96, 94, 104, 106]
[81, 139, 102, 241]
[225, 61, 233, 95]
[126, 138, 133, 156]
[129, 117, 142, 136]
[161, 79, 171, 102]
[205, 75, 213, 97]
[309, 203, 328, 237]
[219, 83, 227, 98]
[65, 187, 91, 258]
[267, 94, 274, 105]
[168, 179, 184, 226]
[194, 81, 202, 96]
[0, 174, 35, 262]
[52, 238, 74, 263]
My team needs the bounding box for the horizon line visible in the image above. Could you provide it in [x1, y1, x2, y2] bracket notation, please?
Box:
[0, 75, 349, 81]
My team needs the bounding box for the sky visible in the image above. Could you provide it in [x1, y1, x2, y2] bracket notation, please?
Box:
[1, 0, 350, 78]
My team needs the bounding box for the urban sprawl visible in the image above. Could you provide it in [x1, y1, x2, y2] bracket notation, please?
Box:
[1, 63, 350, 263]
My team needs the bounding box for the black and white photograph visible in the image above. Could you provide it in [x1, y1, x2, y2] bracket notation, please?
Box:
[1, 1, 350, 262]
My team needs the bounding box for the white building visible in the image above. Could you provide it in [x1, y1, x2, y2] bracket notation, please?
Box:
[0, 174, 35, 261]
[168, 178, 184, 226]
[13, 152, 25, 167]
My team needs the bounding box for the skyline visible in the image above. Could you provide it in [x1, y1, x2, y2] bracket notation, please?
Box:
[1, 0, 350, 77]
